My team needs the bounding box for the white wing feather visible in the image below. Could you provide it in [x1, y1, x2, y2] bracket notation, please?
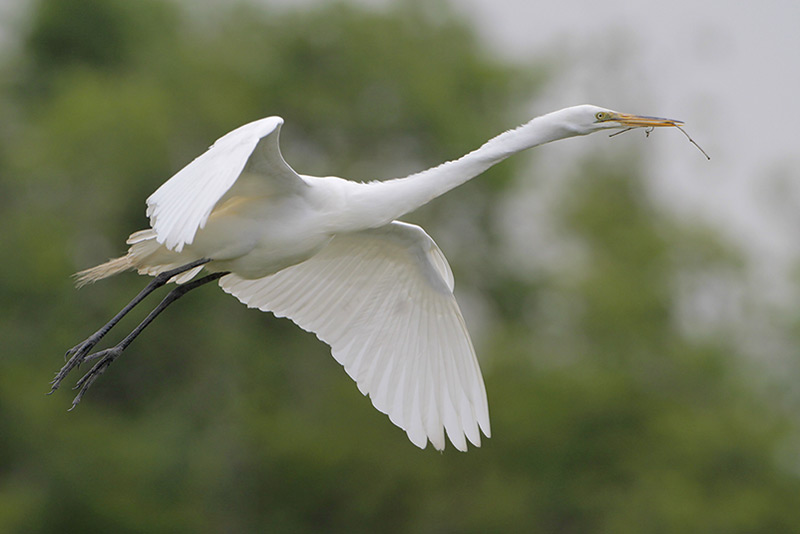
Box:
[146, 116, 304, 252]
[218, 221, 490, 451]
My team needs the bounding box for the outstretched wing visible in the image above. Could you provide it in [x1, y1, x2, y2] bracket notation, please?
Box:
[218, 221, 491, 451]
[146, 117, 306, 252]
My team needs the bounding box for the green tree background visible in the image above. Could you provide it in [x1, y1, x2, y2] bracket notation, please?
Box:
[1, 0, 799, 532]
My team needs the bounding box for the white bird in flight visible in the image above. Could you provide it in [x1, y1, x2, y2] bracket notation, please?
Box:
[51, 105, 683, 451]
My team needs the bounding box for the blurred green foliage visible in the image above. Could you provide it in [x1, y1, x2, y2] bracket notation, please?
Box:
[1, 0, 798, 532]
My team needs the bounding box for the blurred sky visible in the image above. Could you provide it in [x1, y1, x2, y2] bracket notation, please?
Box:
[453, 0, 800, 304]
[2, 0, 798, 298]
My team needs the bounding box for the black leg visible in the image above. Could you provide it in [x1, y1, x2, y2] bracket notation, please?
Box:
[50, 258, 211, 394]
[65, 271, 228, 410]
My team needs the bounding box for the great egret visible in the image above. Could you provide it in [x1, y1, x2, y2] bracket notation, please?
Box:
[51, 105, 683, 451]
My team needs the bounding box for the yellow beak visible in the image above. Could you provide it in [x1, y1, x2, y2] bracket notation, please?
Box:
[611, 113, 683, 127]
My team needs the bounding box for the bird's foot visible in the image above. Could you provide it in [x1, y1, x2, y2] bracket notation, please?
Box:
[67, 346, 124, 410]
[49, 335, 104, 394]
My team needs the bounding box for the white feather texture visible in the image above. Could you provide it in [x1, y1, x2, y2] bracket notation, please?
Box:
[145, 117, 302, 252]
[218, 221, 490, 451]
[69, 105, 679, 449]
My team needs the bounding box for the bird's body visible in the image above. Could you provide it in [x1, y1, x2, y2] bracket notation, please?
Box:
[57, 105, 684, 451]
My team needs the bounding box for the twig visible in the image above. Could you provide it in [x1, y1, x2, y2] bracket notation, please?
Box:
[609, 123, 711, 160]
[674, 124, 711, 160]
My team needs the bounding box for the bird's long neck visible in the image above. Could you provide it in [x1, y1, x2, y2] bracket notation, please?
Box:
[343, 112, 575, 229]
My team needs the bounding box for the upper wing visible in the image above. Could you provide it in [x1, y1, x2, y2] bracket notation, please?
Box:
[218, 221, 491, 451]
[146, 116, 306, 252]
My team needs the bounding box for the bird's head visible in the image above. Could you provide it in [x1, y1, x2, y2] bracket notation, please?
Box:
[557, 104, 683, 136]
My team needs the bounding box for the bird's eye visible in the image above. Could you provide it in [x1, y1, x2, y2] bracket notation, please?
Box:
[595, 112, 608, 121]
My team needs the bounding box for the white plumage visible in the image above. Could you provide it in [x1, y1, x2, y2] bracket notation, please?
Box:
[146, 116, 298, 252]
[67, 105, 683, 450]
[219, 222, 489, 451]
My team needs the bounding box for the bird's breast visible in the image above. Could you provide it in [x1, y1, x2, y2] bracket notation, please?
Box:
[187, 193, 335, 279]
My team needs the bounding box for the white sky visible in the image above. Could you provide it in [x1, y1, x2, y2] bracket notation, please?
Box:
[454, 0, 800, 302]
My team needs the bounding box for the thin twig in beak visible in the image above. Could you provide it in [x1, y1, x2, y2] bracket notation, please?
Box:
[609, 124, 710, 160]
[609, 127, 634, 138]
[675, 124, 711, 160]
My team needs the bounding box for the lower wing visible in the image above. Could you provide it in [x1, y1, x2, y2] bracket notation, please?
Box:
[218, 221, 490, 451]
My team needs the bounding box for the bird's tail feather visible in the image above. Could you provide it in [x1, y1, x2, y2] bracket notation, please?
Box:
[73, 229, 204, 287]
[73, 255, 133, 287]
[73, 229, 164, 288]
